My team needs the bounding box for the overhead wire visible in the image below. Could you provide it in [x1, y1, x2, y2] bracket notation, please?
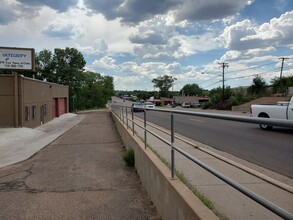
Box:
[225, 61, 279, 74]
[197, 59, 292, 89]
[203, 80, 222, 89]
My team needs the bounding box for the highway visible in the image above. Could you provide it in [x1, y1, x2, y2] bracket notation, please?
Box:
[133, 109, 293, 178]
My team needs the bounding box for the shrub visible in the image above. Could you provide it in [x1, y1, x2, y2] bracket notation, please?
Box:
[123, 148, 135, 167]
[201, 101, 212, 109]
[228, 96, 239, 106]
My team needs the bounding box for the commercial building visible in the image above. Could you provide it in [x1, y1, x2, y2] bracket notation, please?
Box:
[0, 73, 68, 128]
[173, 95, 209, 105]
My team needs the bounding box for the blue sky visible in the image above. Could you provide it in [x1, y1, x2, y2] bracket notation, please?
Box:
[1, 0, 293, 91]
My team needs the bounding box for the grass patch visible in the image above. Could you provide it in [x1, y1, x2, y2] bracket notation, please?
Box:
[135, 134, 226, 219]
[123, 148, 135, 167]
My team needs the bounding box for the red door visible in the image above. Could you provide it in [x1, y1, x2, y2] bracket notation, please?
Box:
[52, 98, 58, 118]
[58, 98, 66, 116]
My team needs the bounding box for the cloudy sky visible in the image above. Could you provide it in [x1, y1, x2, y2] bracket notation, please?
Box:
[1, 0, 293, 91]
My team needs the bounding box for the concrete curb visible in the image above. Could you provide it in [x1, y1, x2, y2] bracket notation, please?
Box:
[134, 117, 293, 194]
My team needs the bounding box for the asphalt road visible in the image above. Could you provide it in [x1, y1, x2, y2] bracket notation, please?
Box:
[133, 110, 293, 178]
[0, 111, 159, 220]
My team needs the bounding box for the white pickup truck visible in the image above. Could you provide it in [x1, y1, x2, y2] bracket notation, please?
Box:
[250, 96, 293, 130]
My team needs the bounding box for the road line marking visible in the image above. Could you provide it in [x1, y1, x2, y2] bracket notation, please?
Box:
[190, 118, 205, 123]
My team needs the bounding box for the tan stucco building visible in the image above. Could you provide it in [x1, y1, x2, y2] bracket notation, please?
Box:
[0, 74, 68, 128]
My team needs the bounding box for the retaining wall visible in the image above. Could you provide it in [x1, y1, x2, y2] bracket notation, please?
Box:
[111, 112, 218, 220]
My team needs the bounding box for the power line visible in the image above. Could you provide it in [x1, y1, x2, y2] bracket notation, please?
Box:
[225, 67, 280, 80]
[198, 75, 220, 85]
[202, 61, 279, 76]
[225, 65, 293, 81]
[203, 80, 222, 89]
[197, 58, 292, 89]
[226, 61, 279, 74]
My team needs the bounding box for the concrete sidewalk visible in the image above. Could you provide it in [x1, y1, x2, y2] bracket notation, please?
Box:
[0, 113, 86, 169]
[0, 111, 160, 220]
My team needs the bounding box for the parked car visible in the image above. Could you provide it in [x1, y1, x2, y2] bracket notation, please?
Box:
[191, 102, 201, 108]
[171, 102, 176, 108]
[131, 102, 144, 112]
[250, 96, 293, 130]
[181, 102, 191, 108]
[143, 102, 155, 109]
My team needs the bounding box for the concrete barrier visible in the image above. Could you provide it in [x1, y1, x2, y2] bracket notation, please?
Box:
[111, 112, 218, 220]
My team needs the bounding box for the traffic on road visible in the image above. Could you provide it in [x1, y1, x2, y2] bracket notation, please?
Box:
[110, 97, 293, 178]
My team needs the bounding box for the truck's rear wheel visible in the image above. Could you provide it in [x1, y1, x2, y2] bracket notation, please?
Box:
[258, 114, 273, 130]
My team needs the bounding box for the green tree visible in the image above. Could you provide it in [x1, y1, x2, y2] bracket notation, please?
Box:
[248, 75, 267, 96]
[76, 71, 114, 110]
[35, 49, 54, 81]
[152, 75, 176, 98]
[3, 47, 113, 111]
[208, 86, 233, 110]
[271, 75, 293, 94]
[52, 47, 86, 86]
[101, 75, 115, 101]
[50, 48, 86, 111]
[180, 83, 203, 96]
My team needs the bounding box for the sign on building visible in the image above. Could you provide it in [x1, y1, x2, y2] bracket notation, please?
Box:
[0, 47, 35, 71]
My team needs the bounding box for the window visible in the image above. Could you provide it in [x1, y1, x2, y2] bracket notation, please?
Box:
[25, 106, 30, 121]
[32, 105, 36, 119]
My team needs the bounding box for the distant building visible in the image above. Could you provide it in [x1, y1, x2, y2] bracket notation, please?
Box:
[288, 87, 293, 96]
[173, 96, 209, 105]
[148, 97, 173, 106]
[0, 74, 68, 128]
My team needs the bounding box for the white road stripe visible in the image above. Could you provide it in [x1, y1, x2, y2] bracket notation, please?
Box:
[190, 118, 205, 123]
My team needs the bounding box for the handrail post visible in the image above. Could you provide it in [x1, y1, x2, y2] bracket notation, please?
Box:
[144, 110, 147, 149]
[119, 106, 122, 121]
[122, 107, 124, 124]
[126, 107, 128, 129]
[171, 112, 175, 179]
[132, 108, 134, 135]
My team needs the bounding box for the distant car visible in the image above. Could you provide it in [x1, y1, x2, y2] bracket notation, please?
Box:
[131, 102, 143, 112]
[171, 102, 176, 108]
[143, 102, 155, 109]
[191, 102, 201, 108]
[181, 102, 190, 108]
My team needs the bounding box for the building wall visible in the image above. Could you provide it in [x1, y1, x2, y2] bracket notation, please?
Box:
[173, 96, 209, 105]
[288, 87, 293, 96]
[0, 74, 68, 128]
[0, 76, 15, 127]
[21, 77, 53, 128]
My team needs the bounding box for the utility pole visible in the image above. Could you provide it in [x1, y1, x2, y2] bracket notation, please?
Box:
[279, 57, 289, 94]
[279, 57, 289, 79]
[219, 62, 229, 103]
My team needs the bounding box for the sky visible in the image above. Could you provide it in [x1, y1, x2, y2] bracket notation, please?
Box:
[1, 0, 293, 91]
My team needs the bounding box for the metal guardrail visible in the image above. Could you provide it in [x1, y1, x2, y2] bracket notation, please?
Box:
[111, 104, 293, 219]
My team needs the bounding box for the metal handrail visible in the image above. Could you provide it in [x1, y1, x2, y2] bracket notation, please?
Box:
[111, 105, 293, 219]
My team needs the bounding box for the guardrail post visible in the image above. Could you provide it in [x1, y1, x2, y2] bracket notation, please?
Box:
[171, 112, 175, 179]
[126, 107, 129, 129]
[144, 110, 147, 149]
[132, 108, 134, 135]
